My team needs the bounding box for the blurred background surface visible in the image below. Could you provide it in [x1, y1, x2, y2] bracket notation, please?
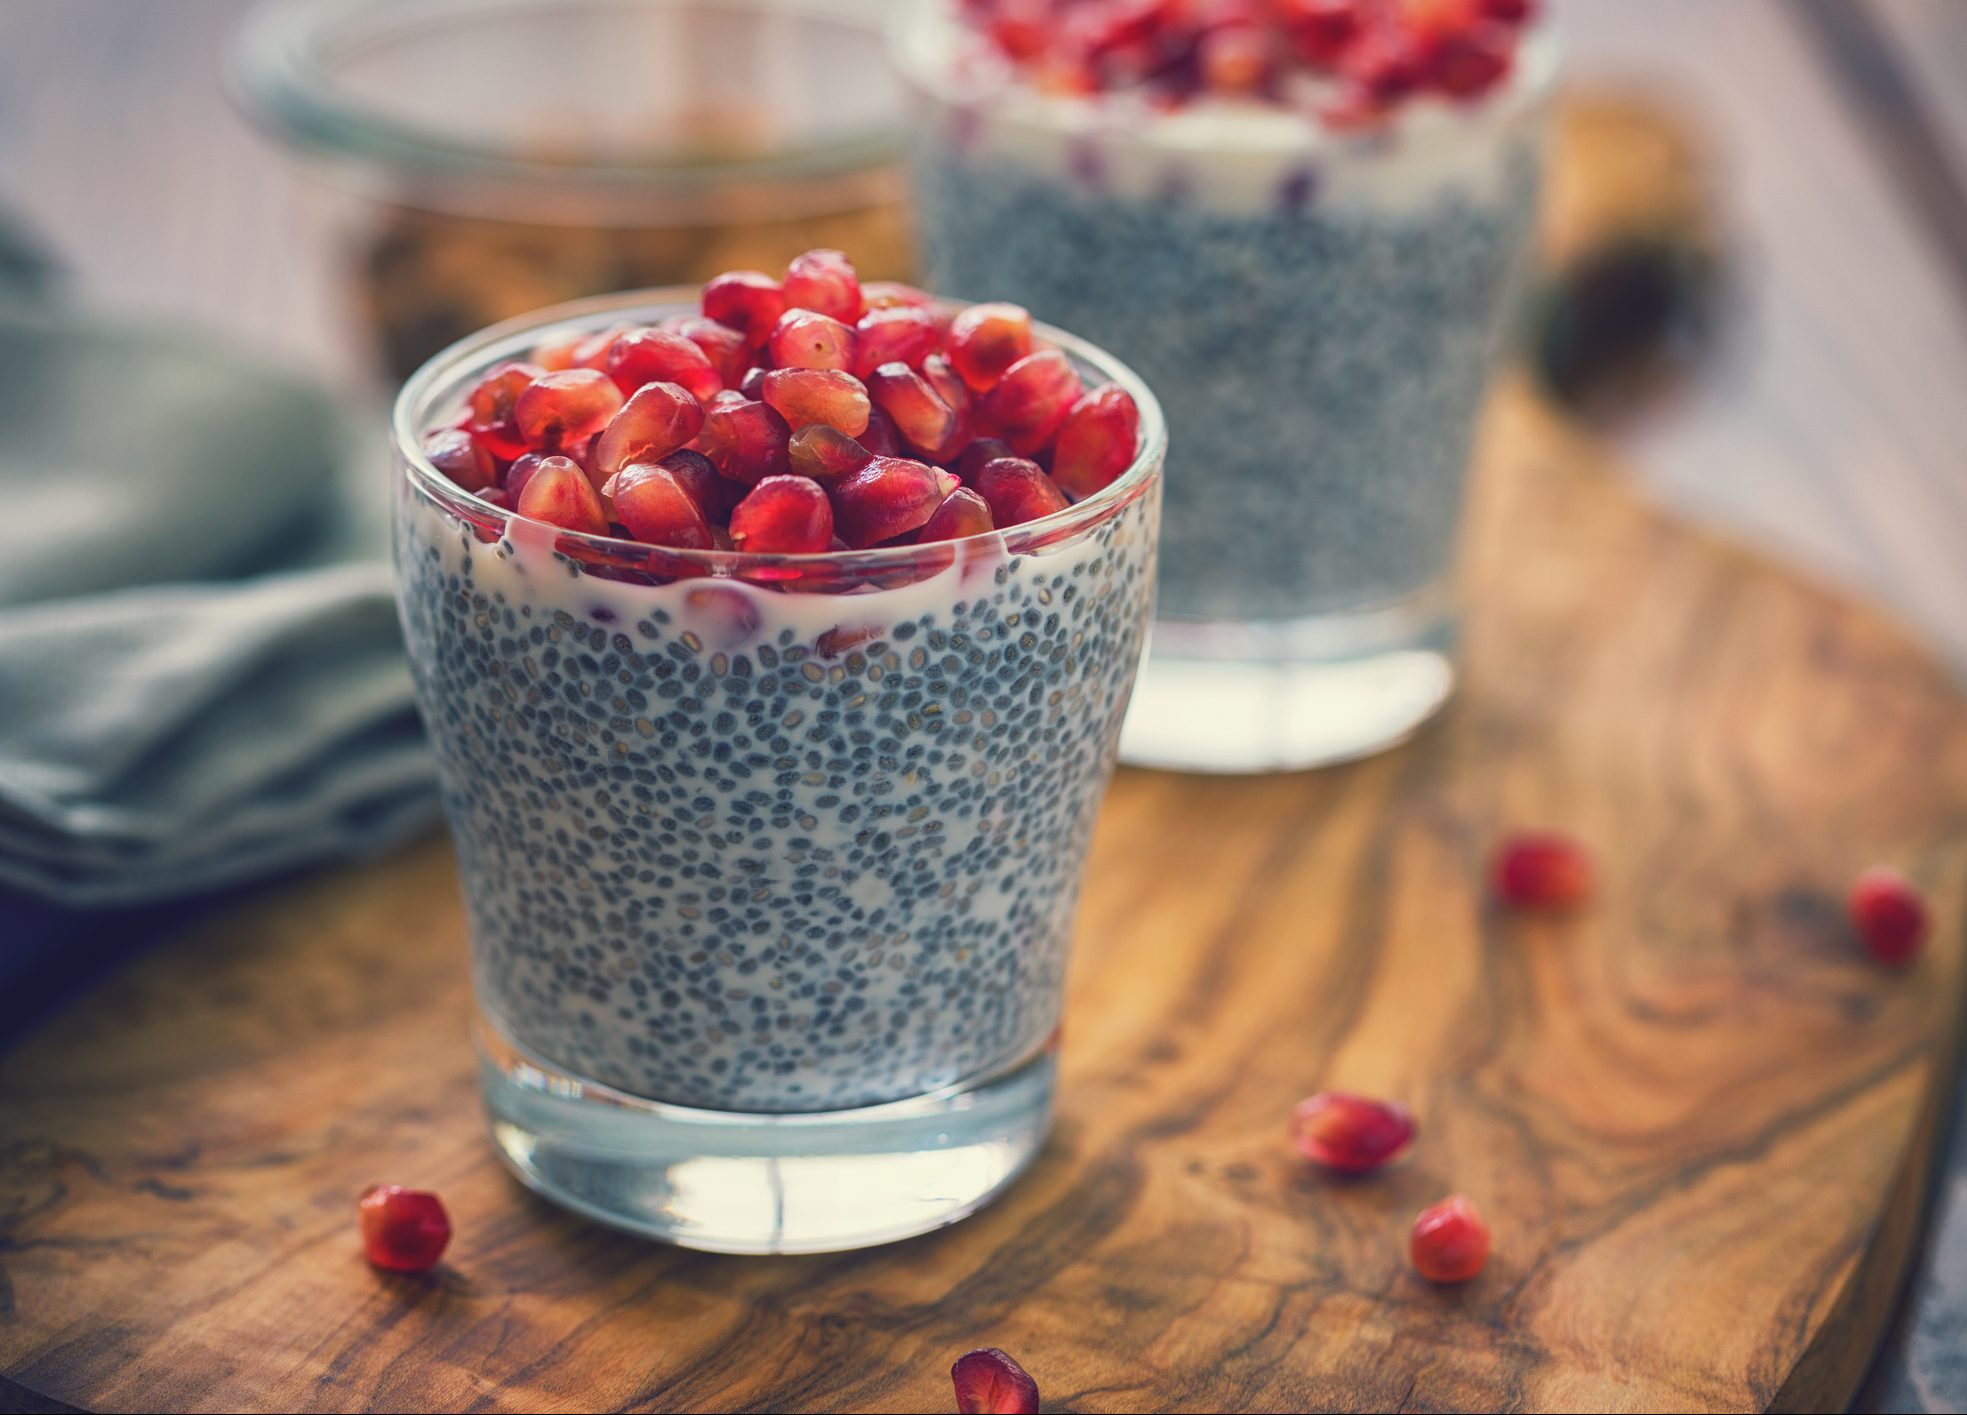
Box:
[1, 1, 1964, 1408]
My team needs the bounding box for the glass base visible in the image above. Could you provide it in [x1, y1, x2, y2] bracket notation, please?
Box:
[1120, 587, 1456, 774]
[477, 1016, 1056, 1255]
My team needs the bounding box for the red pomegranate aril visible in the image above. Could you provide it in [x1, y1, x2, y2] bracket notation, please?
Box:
[951, 1348, 1040, 1415]
[956, 436, 1017, 483]
[1429, 25, 1515, 99]
[466, 361, 544, 459]
[515, 367, 625, 452]
[739, 366, 769, 400]
[977, 349, 1082, 455]
[592, 382, 705, 482]
[1289, 1092, 1416, 1174]
[859, 403, 903, 457]
[1848, 866, 1929, 967]
[606, 462, 714, 549]
[604, 327, 723, 402]
[698, 397, 793, 484]
[787, 423, 873, 482]
[668, 315, 750, 386]
[731, 475, 835, 554]
[1202, 19, 1273, 94]
[653, 448, 736, 519]
[972, 456, 1070, 527]
[923, 352, 973, 416]
[770, 309, 859, 373]
[1492, 831, 1593, 911]
[782, 247, 863, 323]
[853, 305, 941, 379]
[761, 368, 872, 438]
[1051, 384, 1141, 499]
[528, 332, 582, 372]
[1411, 1195, 1490, 1284]
[702, 270, 788, 346]
[831, 457, 960, 548]
[503, 450, 549, 498]
[357, 1184, 451, 1273]
[422, 427, 499, 493]
[862, 280, 935, 312]
[917, 486, 995, 543]
[866, 362, 961, 459]
[1283, 0, 1364, 66]
[515, 455, 608, 534]
[947, 302, 1035, 393]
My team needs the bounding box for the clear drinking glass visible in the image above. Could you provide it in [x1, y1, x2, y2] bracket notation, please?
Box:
[391, 289, 1163, 1253]
[896, 4, 1556, 772]
[232, 0, 912, 381]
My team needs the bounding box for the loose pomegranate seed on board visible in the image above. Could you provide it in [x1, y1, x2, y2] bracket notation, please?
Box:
[1848, 866, 1929, 967]
[357, 1185, 451, 1273]
[1289, 1091, 1416, 1174]
[951, 1348, 1040, 1415]
[1411, 1195, 1490, 1284]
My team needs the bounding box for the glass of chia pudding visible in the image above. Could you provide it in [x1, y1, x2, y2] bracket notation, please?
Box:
[391, 252, 1162, 1253]
[896, 0, 1555, 771]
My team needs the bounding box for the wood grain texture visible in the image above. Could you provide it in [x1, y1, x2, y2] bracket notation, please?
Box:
[1, 381, 1964, 1414]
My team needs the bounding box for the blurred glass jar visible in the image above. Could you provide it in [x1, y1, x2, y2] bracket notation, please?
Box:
[232, 0, 912, 381]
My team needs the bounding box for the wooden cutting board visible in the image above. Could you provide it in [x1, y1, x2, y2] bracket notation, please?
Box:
[5, 102, 1967, 1413]
[2, 380, 1964, 1414]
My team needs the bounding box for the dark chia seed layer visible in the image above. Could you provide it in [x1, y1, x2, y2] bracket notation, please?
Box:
[910, 131, 1541, 622]
[394, 485, 1157, 1113]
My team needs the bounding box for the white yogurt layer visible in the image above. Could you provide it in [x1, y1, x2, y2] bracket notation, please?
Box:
[892, 3, 1557, 216]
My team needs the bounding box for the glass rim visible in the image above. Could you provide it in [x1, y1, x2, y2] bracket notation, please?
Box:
[392, 285, 1168, 573]
[229, 0, 905, 191]
[889, 2, 1561, 158]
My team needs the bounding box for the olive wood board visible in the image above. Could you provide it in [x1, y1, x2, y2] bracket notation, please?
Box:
[2, 376, 1964, 1413]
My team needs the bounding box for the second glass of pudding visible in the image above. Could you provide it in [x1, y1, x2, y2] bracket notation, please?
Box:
[898, 2, 1555, 772]
[392, 282, 1162, 1254]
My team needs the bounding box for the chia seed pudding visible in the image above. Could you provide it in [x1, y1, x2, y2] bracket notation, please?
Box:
[896, 2, 1551, 623]
[393, 289, 1161, 1115]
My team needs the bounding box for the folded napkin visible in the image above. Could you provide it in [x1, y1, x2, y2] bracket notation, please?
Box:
[0, 300, 437, 905]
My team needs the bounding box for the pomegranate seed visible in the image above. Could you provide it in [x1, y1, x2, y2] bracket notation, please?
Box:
[466, 361, 544, 459]
[668, 315, 750, 386]
[702, 270, 788, 347]
[951, 1348, 1040, 1415]
[357, 1185, 451, 1274]
[859, 403, 903, 458]
[422, 428, 499, 493]
[917, 486, 995, 543]
[971, 457, 1069, 527]
[478, 487, 511, 510]
[782, 247, 863, 323]
[1404, 0, 1483, 41]
[653, 448, 736, 520]
[738, 365, 769, 400]
[866, 362, 961, 460]
[787, 423, 873, 482]
[592, 382, 705, 483]
[698, 397, 793, 484]
[731, 475, 834, 554]
[515, 455, 608, 535]
[761, 368, 872, 438]
[947, 302, 1034, 393]
[1428, 25, 1515, 99]
[503, 450, 549, 499]
[852, 305, 941, 379]
[528, 332, 582, 372]
[1411, 1195, 1490, 1284]
[977, 350, 1081, 455]
[955, 437, 1017, 483]
[515, 368, 624, 452]
[770, 309, 859, 373]
[1341, 24, 1425, 101]
[1201, 20, 1273, 94]
[606, 462, 714, 549]
[923, 352, 973, 417]
[1283, 0, 1364, 65]
[604, 327, 723, 402]
[862, 280, 935, 311]
[1491, 831, 1593, 911]
[1289, 1092, 1415, 1174]
[1848, 867, 1929, 967]
[831, 457, 960, 548]
[1051, 385, 1141, 499]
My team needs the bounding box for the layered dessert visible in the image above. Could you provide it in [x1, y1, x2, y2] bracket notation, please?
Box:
[898, 0, 1550, 623]
[393, 251, 1161, 1113]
